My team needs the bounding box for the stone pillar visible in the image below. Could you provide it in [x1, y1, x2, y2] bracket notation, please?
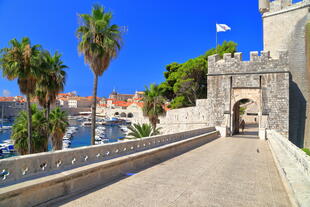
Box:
[259, 113, 268, 140]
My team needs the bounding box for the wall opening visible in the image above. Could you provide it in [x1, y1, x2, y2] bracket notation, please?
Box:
[232, 98, 259, 136]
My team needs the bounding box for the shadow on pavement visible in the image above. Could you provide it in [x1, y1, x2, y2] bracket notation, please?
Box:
[231, 124, 259, 139]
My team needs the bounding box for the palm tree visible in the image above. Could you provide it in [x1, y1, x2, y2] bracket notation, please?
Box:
[127, 123, 161, 138]
[0, 37, 42, 154]
[49, 107, 69, 150]
[36, 51, 67, 119]
[143, 84, 166, 129]
[77, 4, 122, 145]
[11, 105, 48, 155]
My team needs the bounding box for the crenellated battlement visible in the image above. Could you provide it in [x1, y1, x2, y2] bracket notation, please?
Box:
[260, 0, 310, 15]
[208, 50, 288, 75]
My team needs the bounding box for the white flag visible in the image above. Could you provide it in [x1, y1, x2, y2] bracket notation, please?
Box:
[216, 24, 231, 32]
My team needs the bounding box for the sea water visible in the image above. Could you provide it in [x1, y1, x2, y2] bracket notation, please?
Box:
[0, 119, 125, 159]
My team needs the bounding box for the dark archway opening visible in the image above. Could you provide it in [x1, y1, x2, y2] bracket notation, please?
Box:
[127, 113, 133, 118]
[120, 112, 126, 118]
[232, 98, 259, 137]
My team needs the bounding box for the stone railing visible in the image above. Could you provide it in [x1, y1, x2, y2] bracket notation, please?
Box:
[267, 130, 310, 207]
[268, 130, 310, 178]
[0, 127, 215, 186]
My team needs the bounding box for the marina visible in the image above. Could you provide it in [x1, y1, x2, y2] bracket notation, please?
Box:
[0, 116, 129, 158]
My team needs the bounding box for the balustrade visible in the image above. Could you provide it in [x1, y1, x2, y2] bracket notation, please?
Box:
[0, 127, 215, 185]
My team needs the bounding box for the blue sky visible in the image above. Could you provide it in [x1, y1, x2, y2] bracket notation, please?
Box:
[0, 0, 269, 97]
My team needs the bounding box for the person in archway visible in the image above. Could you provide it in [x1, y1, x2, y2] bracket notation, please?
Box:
[240, 119, 245, 134]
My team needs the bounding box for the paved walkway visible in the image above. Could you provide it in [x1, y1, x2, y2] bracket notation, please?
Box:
[54, 128, 291, 207]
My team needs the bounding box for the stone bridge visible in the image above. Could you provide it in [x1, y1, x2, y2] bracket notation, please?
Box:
[0, 126, 309, 207]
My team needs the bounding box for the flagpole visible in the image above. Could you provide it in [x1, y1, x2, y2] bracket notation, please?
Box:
[216, 24, 218, 53]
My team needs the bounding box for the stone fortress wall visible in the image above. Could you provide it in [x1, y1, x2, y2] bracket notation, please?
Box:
[159, 0, 310, 147]
[158, 99, 212, 135]
[260, 0, 310, 147]
[159, 51, 290, 139]
[98, 103, 149, 124]
[208, 51, 289, 136]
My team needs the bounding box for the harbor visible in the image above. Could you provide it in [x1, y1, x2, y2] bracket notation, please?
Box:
[0, 116, 129, 159]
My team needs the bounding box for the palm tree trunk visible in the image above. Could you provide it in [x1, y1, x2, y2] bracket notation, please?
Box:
[47, 100, 51, 120]
[150, 117, 157, 130]
[44, 104, 49, 152]
[91, 74, 98, 145]
[26, 95, 32, 154]
[44, 104, 48, 119]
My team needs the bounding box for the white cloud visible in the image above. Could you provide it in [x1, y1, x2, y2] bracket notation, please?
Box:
[2, 89, 10, 97]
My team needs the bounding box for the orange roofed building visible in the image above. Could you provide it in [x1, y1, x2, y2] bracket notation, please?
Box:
[55, 92, 101, 115]
[98, 90, 169, 124]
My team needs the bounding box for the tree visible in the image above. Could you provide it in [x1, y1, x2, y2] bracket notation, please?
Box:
[77, 4, 122, 145]
[0, 37, 42, 154]
[143, 84, 166, 129]
[49, 107, 69, 150]
[36, 51, 67, 119]
[127, 123, 161, 138]
[159, 41, 237, 109]
[11, 105, 48, 155]
[158, 62, 181, 101]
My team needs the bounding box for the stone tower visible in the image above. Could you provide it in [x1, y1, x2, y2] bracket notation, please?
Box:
[259, 0, 310, 147]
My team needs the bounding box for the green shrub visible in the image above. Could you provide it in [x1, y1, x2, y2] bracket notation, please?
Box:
[240, 106, 246, 115]
[302, 148, 310, 156]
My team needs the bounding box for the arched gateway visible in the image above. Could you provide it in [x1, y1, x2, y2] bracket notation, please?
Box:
[207, 51, 290, 139]
[231, 89, 261, 135]
[160, 51, 290, 139]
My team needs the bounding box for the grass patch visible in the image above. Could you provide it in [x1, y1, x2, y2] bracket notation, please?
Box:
[302, 148, 310, 156]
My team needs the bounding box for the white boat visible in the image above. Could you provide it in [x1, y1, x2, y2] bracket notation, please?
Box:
[63, 136, 70, 141]
[0, 146, 10, 154]
[66, 126, 78, 134]
[63, 140, 71, 145]
[95, 141, 104, 145]
[3, 139, 12, 144]
[67, 116, 77, 120]
[62, 143, 70, 149]
[95, 136, 102, 141]
[63, 133, 72, 139]
[120, 126, 128, 132]
[0, 143, 15, 153]
[81, 121, 92, 127]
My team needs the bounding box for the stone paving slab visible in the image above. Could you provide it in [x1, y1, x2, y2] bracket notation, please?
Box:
[53, 133, 291, 207]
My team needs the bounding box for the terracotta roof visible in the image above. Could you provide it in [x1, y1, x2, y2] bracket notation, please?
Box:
[0, 97, 14, 102]
[57, 92, 77, 98]
[120, 94, 134, 96]
[164, 105, 171, 111]
[110, 94, 134, 97]
[133, 102, 144, 108]
[112, 101, 132, 107]
[0, 96, 26, 102]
